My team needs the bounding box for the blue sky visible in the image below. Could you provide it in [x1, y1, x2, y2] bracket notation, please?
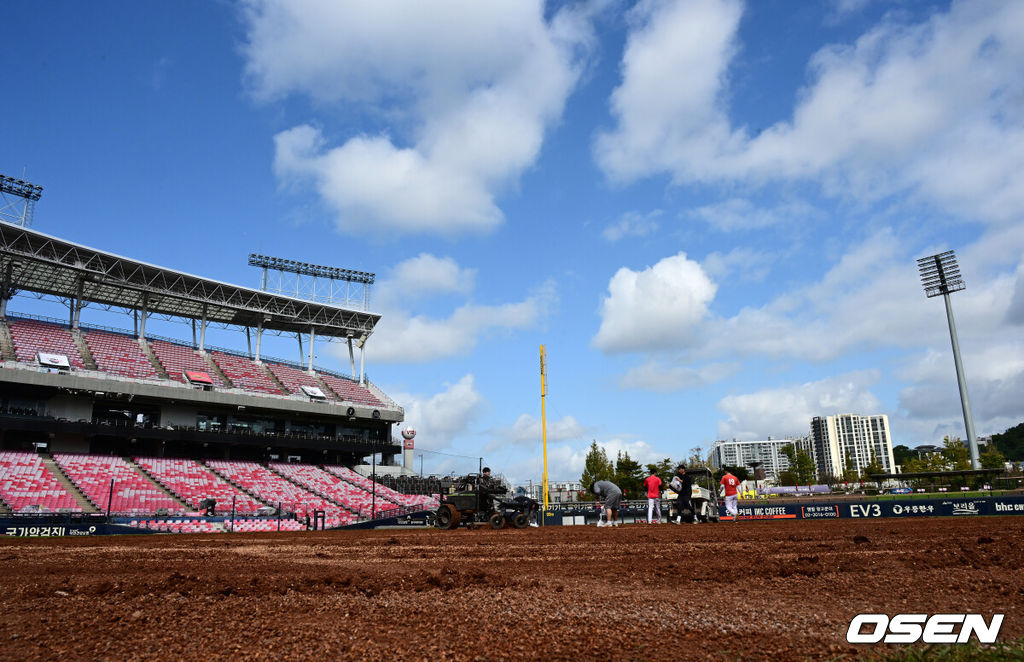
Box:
[3, 0, 1023, 483]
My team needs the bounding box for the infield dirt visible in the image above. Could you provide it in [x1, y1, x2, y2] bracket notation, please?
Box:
[1, 517, 1021, 661]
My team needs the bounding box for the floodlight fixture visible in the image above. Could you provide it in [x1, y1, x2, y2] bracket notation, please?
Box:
[0, 175, 43, 201]
[917, 250, 965, 298]
[248, 253, 374, 284]
[0, 173, 43, 227]
[916, 249, 979, 469]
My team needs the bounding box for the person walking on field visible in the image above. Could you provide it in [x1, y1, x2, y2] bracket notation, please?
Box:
[720, 469, 742, 522]
[670, 464, 695, 524]
[642, 470, 662, 524]
[591, 479, 622, 527]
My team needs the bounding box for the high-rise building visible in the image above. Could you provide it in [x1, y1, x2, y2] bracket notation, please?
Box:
[806, 414, 895, 480]
[708, 437, 796, 481]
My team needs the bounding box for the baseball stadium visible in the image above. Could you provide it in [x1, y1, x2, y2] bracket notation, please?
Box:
[0, 187, 1022, 661]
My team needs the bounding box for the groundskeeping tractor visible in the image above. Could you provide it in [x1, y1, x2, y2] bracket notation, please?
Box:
[664, 467, 721, 523]
[434, 473, 532, 529]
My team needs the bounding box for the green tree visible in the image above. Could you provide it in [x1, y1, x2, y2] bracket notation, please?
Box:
[980, 446, 1007, 470]
[941, 436, 971, 471]
[860, 448, 884, 484]
[686, 446, 707, 468]
[780, 444, 816, 485]
[892, 444, 914, 468]
[991, 422, 1024, 461]
[777, 469, 798, 487]
[842, 450, 859, 482]
[613, 450, 644, 499]
[580, 441, 613, 501]
[645, 458, 674, 478]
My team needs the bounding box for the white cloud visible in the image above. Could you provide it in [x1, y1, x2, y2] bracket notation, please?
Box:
[386, 375, 486, 451]
[687, 198, 822, 232]
[701, 247, 777, 283]
[593, 252, 717, 353]
[602, 210, 662, 242]
[246, 1, 600, 236]
[360, 281, 557, 363]
[377, 254, 476, 304]
[485, 413, 588, 452]
[717, 371, 884, 441]
[620, 360, 739, 392]
[598, 0, 1024, 224]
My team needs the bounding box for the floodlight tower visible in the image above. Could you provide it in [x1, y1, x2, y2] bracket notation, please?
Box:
[916, 250, 979, 469]
[0, 174, 44, 227]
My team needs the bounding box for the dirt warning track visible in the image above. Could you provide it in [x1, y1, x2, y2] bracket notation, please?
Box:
[1, 517, 1022, 661]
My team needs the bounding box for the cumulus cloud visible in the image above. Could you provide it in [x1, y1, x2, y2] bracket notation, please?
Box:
[701, 247, 776, 283]
[386, 375, 486, 451]
[620, 360, 739, 392]
[245, 0, 600, 236]
[597, 0, 1024, 224]
[377, 253, 476, 304]
[593, 252, 717, 353]
[360, 280, 557, 363]
[602, 210, 662, 242]
[717, 370, 884, 441]
[485, 414, 588, 452]
[687, 198, 822, 232]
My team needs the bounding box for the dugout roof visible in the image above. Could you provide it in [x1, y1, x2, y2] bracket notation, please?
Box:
[0, 222, 380, 338]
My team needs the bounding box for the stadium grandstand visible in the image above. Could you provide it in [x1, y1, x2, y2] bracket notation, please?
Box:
[0, 220, 437, 529]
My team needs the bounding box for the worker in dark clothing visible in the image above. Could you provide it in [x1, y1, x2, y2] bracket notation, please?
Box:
[672, 464, 696, 524]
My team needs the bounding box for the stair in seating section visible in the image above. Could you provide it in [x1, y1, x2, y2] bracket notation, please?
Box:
[40, 453, 100, 513]
[125, 457, 191, 510]
[139, 339, 169, 379]
[0, 319, 17, 361]
[201, 352, 233, 388]
[267, 463, 359, 517]
[70, 329, 98, 370]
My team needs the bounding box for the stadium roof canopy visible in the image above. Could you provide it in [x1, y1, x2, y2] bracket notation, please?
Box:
[0, 222, 380, 339]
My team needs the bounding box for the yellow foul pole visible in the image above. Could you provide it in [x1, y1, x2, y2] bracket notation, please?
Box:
[540, 345, 549, 514]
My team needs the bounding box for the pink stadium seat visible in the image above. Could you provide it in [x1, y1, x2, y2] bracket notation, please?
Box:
[52, 453, 186, 515]
[267, 363, 334, 399]
[206, 460, 354, 525]
[83, 329, 158, 380]
[8, 319, 85, 369]
[210, 352, 283, 395]
[149, 340, 227, 387]
[270, 462, 394, 518]
[134, 456, 265, 515]
[317, 373, 384, 407]
[0, 451, 84, 513]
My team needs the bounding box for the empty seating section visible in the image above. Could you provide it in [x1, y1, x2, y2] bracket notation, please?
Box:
[324, 465, 406, 507]
[210, 352, 282, 395]
[8, 319, 85, 368]
[267, 363, 332, 398]
[0, 451, 83, 513]
[205, 460, 354, 526]
[130, 519, 225, 534]
[270, 462, 394, 519]
[149, 340, 226, 386]
[134, 457, 265, 514]
[318, 373, 384, 407]
[53, 453, 185, 515]
[229, 519, 305, 532]
[83, 330, 158, 379]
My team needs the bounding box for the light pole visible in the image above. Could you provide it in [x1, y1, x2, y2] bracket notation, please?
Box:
[917, 250, 980, 469]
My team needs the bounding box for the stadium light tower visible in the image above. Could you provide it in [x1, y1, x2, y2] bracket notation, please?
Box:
[0, 174, 44, 227]
[916, 250, 979, 469]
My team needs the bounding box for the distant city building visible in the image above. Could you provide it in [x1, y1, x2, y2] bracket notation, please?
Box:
[517, 481, 582, 503]
[708, 437, 796, 481]
[807, 414, 895, 480]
